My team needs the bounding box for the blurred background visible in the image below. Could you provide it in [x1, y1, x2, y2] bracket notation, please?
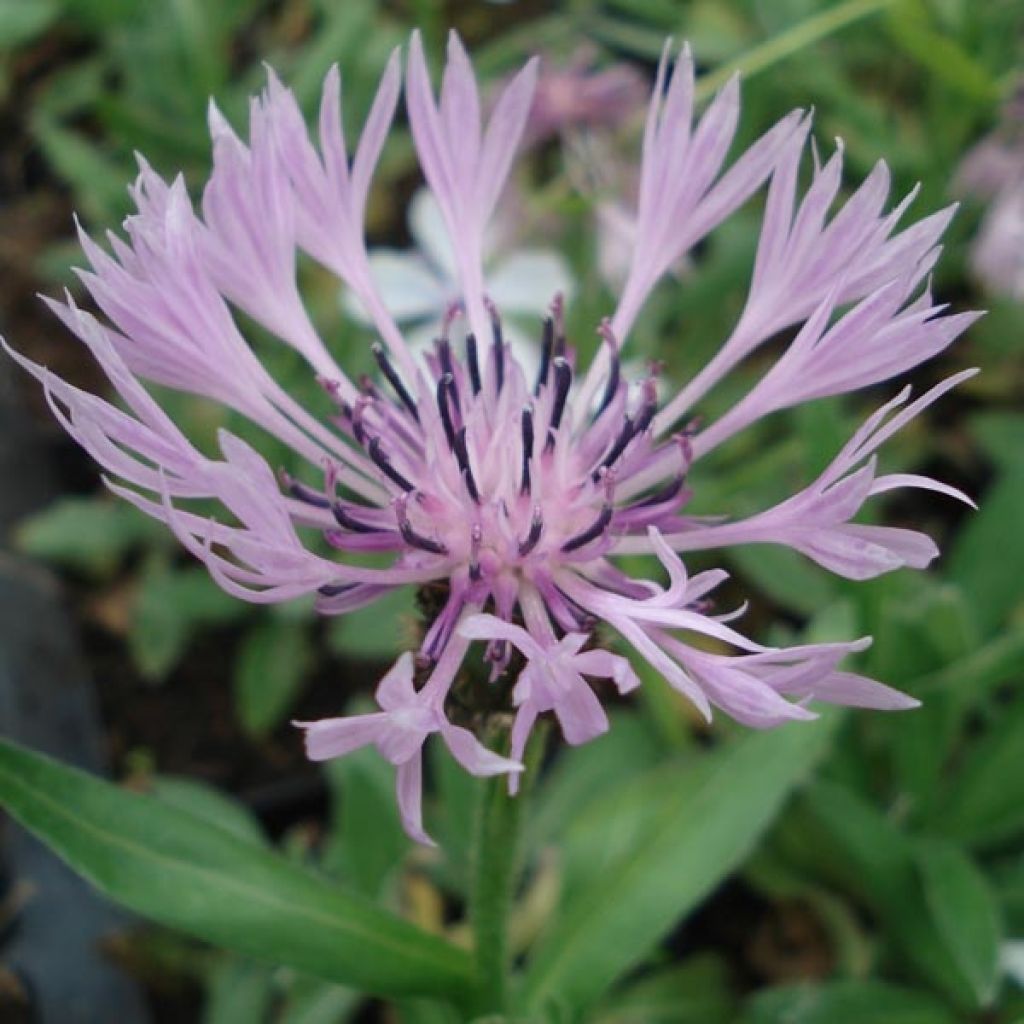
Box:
[0, 0, 1023, 1021]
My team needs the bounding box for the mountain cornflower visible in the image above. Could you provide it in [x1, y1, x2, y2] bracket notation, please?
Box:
[5, 34, 978, 842]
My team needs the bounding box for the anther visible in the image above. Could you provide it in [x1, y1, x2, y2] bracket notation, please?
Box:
[520, 407, 534, 493]
[466, 333, 482, 395]
[517, 506, 544, 557]
[469, 523, 483, 580]
[486, 299, 505, 395]
[437, 374, 458, 452]
[561, 503, 613, 553]
[372, 342, 420, 422]
[595, 320, 620, 419]
[594, 416, 637, 479]
[279, 469, 330, 508]
[367, 436, 415, 492]
[318, 582, 357, 598]
[535, 316, 553, 396]
[331, 502, 380, 533]
[453, 427, 481, 503]
[632, 474, 686, 508]
[395, 496, 448, 555]
[545, 357, 572, 450]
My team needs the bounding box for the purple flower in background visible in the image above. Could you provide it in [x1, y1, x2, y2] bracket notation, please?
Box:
[5, 34, 977, 842]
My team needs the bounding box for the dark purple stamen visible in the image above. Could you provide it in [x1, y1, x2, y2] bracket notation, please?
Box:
[397, 506, 448, 555]
[466, 333, 481, 395]
[545, 357, 572, 450]
[562, 503, 613, 552]
[535, 316, 553, 396]
[490, 308, 505, 394]
[331, 502, 381, 533]
[595, 323, 620, 419]
[437, 373, 458, 451]
[520, 406, 534, 493]
[368, 436, 415, 492]
[518, 507, 544, 556]
[632, 474, 686, 508]
[318, 582, 357, 597]
[437, 336, 455, 380]
[372, 342, 420, 423]
[594, 416, 637, 478]
[452, 427, 480, 503]
[280, 470, 330, 508]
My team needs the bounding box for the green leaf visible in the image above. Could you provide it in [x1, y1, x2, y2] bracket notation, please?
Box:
[129, 560, 245, 681]
[0, 0, 59, 48]
[740, 980, 957, 1024]
[148, 775, 267, 847]
[15, 496, 163, 576]
[949, 473, 1024, 636]
[938, 694, 1024, 849]
[280, 975, 360, 1024]
[234, 620, 313, 737]
[915, 840, 1002, 1006]
[326, 586, 419, 660]
[518, 716, 838, 1015]
[204, 958, 274, 1024]
[0, 739, 474, 1000]
[595, 955, 735, 1023]
[322, 746, 409, 897]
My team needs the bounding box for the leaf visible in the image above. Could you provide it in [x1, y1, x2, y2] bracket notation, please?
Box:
[204, 958, 274, 1024]
[234, 620, 313, 737]
[322, 746, 410, 897]
[949, 473, 1024, 636]
[915, 840, 1002, 1006]
[326, 586, 419, 660]
[970, 412, 1024, 471]
[518, 716, 838, 1015]
[0, 739, 474, 1000]
[148, 775, 267, 847]
[937, 695, 1024, 850]
[15, 496, 163, 577]
[280, 975, 361, 1024]
[129, 560, 245, 681]
[740, 979, 957, 1024]
[594, 955, 735, 1023]
[0, 0, 59, 49]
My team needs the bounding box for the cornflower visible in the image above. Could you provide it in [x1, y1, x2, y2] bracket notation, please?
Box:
[5, 34, 978, 842]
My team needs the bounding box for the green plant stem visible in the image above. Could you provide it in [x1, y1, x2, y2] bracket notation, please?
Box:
[467, 725, 546, 1018]
[696, 0, 901, 100]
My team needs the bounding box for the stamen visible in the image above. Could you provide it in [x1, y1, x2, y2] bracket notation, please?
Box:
[632, 474, 686, 508]
[545, 357, 572, 450]
[466, 333, 482, 395]
[594, 416, 637, 478]
[437, 374, 458, 451]
[367, 436, 415, 492]
[453, 427, 481, 503]
[518, 506, 544, 556]
[595, 320, 620, 418]
[469, 523, 482, 580]
[436, 335, 455, 381]
[331, 502, 380, 533]
[535, 316, 553, 396]
[372, 342, 420, 422]
[395, 496, 448, 555]
[520, 406, 534, 493]
[318, 582, 357, 597]
[487, 299, 505, 395]
[561, 503, 613, 552]
[279, 469, 330, 508]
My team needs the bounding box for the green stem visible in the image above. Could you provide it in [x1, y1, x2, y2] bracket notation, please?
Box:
[467, 726, 546, 1018]
[696, 0, 901, 100]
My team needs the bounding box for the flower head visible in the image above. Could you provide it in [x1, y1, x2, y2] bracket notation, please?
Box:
[6, 32, 975, 841]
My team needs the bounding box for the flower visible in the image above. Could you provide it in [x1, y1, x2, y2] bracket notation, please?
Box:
[5, 32, 976, 842]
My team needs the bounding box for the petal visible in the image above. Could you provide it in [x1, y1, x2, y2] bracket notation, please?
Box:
[376, 652, 417, 710]
[396, 752, 434, 845]
[440, 721, 523, 776]
[295, 712, 387, 761]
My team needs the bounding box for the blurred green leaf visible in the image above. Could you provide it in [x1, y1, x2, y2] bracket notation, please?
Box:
[148, 775, 267, 848]
[326, 586, 418, 661]
[937, 695, 1024, 850]
[323, 745, 409, 897]
[204, 958, 274, 1024]
[970, 412, 1024, 471]
[0, 0, 59, 49]
[595, 955, 735, 1023]
[519, 716, 838, 1015]
[915, 839, 1002, 1006]
[280, 975, 360, 1024]
[949, 473, 1024, 636]
[129, 560, 245, 682]
[0, 739, 475, 1000]
[740, 979, 956, 1023]
[15, 496, 163, 577]
[233, 619, 313, 738]
[728, 544, 838, 616]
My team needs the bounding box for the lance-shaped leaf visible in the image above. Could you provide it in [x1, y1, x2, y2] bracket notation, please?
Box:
[0, 739, 473, 1001]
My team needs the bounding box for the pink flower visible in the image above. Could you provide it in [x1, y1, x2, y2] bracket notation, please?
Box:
[4, 33, 976, 840]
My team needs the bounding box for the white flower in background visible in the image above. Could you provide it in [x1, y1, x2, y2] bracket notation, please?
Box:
[346, 188, 574, 377]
